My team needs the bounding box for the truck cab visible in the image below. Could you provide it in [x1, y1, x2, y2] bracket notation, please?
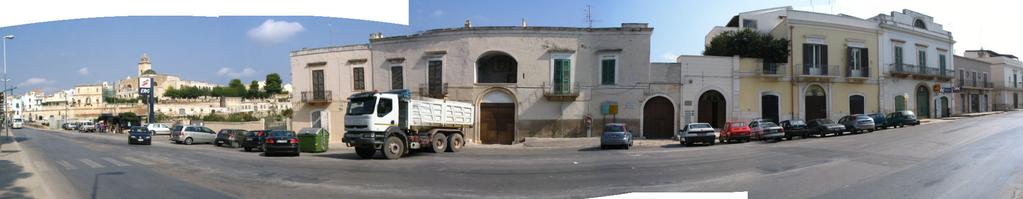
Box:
[342, 90, 472, 160]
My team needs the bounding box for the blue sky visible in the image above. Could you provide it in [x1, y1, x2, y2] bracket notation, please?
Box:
[0, 0, 1000, 95]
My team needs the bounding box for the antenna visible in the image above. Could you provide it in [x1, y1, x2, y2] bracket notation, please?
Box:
[584, 5, 595, 28]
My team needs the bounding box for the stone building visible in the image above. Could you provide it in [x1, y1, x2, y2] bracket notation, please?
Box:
[290, 23, 676, 144]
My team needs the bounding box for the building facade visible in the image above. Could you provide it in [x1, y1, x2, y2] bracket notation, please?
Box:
[708, 7, 881, 123]
[953, 55, 993, 113]
[871, 9, 956, 118]
[962, 50, 1023, 110]
[291, 23, 672, 144]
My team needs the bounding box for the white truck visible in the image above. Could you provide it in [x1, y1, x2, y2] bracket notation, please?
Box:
[342, 89, 474, 160]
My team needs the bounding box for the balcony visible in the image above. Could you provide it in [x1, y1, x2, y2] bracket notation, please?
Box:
[418, 83, 449, 99]
[795, 64, 839, 82]
[845, 66, 869, 81]
[542, 82, 580, 101]
[756, 63, 787, 78]
[889, 63, 916, 77]
[300, 90, 332, 103]
[984, 82, 995, 89]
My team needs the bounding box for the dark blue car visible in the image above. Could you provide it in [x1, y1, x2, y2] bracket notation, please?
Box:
[128, 126, 152, 145]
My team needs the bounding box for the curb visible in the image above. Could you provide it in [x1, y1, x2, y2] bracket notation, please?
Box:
[2, 131, 54, 199]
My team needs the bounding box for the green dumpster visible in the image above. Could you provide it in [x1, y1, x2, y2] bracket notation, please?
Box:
[297, 128, 330, 153]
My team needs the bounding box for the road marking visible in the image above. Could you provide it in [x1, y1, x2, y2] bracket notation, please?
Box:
[102, 157, 131, 167]
[55, 160, 78, 170]
[33, 161, 51, 172]
[79, 159, 105, 168]
[121, 156, 155, 165]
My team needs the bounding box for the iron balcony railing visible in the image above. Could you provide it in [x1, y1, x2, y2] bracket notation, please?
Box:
[984, 82, 995, 88]
[846, 66, 869, 78]
[890, 63, 917, 75]
[542, 82, 580, 101]
[300, 90, 332, 103]
[797, 64, 840, 77]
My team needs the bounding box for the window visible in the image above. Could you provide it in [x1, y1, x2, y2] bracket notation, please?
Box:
[428, 58, 443, 97]
[551, 54, 572, 94]
[847, 47, 868, 77]
[476, 52, 518, 83]
[352, 67, 365, 90]
[312, 70, 325, 99]
[802, 43, 828, 75]
[742, 19, 757, 29]
[390, 65, 403, 90]
[918, 50, 927, 67]
[376, 98, 393, 117]
[894, 46, 903, 66]
[311, 110, 323, 128]
[939, 54, 947, 75]
[913, 19, 927, 29]
[600, 55, 617, 85]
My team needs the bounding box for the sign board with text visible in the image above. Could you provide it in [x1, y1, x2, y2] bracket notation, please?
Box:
[138, 77, 153, 95]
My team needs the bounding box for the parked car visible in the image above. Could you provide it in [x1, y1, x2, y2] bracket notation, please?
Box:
[749, 120, 784, 141]
[867, 113, 889, 130]
[807, 118, 846, 137]
[241, 130, 269, 152]
[11, 118, 23, 129]
[719, 121, 751, 143]
[215, 129, 248, 148]
[65, 122, 79, 131]
[886, 110, 920, 128]
[599, 123, 633, 149]
[678, 123, 717, 146]
[146, 123, 172, 135]
[78, 121, 96, 132]
[170, 125, 216, 145]
[128, 126, 152, 145]
[780, 119, 813, 139]
[262, 130, 300, 156]
[838, 114, 876, 133]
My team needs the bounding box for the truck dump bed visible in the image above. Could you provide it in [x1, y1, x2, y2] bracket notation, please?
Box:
[408, 98, 474, 129]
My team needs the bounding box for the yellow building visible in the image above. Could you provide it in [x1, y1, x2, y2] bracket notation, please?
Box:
[712, 7, 880, 122]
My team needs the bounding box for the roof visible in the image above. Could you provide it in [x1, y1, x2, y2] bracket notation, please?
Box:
[965, 49, 1018, 59]
[371, 24, 653, 42]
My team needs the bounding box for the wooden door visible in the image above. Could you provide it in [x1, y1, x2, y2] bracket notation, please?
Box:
[480, 103, 515, 144]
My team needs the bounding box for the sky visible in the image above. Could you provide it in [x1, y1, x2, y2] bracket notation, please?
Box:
[0, 0, 1019, 95]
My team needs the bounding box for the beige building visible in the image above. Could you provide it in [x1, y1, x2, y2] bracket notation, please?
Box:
[962, 50, 1023, 110]
[291, 23, 678, 144]
[953, 55, 993, 113]
[116, 54, 219, 100]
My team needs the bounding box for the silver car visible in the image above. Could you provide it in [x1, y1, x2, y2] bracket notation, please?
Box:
[170, 125, 216, 145]
[600, 123, 633, 149]
[678, 123, 718, 146]
[838, 114, 875, 134]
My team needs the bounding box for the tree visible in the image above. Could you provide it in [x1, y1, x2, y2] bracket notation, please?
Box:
[228, 79, 247, 97]
[142, 69, 157, 75]
[703, 28, 790, 63]
[264, 73, 283, 95]
[248, 80, 262, 98]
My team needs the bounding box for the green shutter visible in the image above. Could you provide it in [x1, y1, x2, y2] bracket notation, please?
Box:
[601, 59, 615, 85]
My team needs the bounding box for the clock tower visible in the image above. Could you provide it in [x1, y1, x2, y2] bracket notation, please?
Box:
[138, 53, 152, 76]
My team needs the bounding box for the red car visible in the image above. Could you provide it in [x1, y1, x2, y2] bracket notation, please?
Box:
[719, 121, 751, 143]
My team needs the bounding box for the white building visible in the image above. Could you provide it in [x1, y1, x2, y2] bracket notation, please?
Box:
[871, 9, 956, 118]
[962, 50, 1023, 110]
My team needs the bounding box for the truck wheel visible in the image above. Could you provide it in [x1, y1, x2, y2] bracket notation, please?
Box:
[355, 146, 375, 158]
[429, 133, 447, 153]
[447, 133, 464, 153]
[383, 136, 405, 160]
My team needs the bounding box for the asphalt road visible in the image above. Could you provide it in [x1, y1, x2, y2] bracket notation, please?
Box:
[8, 112, 1023, 199]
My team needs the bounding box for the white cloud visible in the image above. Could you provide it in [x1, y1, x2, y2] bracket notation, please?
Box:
[216, 67, 257, 78]
[78, 67, 89, 75]
[432, 9, 445, 17]
[247, 19, 305, 44]
[18, 77, 55, 87]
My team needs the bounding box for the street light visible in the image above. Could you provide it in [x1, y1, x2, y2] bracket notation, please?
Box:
[3, 34, 13, 138]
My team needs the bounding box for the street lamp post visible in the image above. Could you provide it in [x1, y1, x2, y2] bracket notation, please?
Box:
[3, 35, 13, 138]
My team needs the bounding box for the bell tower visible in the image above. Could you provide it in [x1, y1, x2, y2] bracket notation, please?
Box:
[138, 53, 152, 76]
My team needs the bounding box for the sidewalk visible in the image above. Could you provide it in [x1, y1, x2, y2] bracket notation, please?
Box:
[922, 110, 1008, 124]
[0, 131, 51, 199]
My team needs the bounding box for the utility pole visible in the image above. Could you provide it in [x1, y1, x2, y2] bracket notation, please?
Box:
[3, 35, 14, 139]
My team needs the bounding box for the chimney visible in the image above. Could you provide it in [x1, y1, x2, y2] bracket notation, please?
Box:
[521, 18, 528, 27]
[464, 19, 472, 28]
[369, 32, 383, 39]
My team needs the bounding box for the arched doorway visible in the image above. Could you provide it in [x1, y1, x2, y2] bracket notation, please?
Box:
[479, 91, 516, 144]
[761, 94, 779, 123]
[698, 91, 726, 128]
[916, 85, 930, 118]
[476, 52, 518, 83]
[805, 85, 827, 120]
[894, 95, 907, 111]
[849, 95, 865, 115]
[642, 97, 674, 139]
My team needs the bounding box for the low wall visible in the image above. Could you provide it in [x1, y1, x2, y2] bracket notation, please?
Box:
[203, 121, 265, 132]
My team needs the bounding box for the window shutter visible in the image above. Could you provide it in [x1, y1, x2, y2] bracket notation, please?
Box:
[802, 44, 812, 74]
[861, 48, 870, 77]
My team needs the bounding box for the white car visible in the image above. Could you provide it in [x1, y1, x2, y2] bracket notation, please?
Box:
[146, 123, 172, 135]
[11, 118, 23, 129]
[677, 123, 718, 146]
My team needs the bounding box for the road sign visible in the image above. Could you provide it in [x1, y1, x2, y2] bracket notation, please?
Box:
[138, 77, 153, 89]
